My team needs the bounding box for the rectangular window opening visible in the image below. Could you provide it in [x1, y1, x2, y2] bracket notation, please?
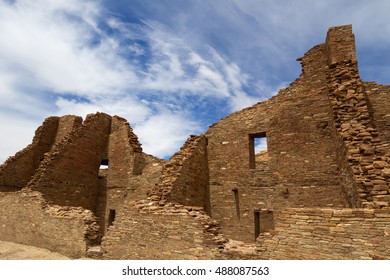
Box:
[100, 159, 109, 170]
[249, 132, 268, 169]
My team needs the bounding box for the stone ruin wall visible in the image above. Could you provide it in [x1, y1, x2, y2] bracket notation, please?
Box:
[54, 115, 83, 145]
[0, 117, 59, 192]
[102, 134, 217, 259]
[0, 190, 100, 258]
[325, 25, 390, 208]
[28, 112, 112, 212]
[101, 202, 224, 260]
[365, 83, 390, 143]
[0, 115, 84, 193]
[205, 30, 349, 243]
[97, 115, 141, 233]
[204, 25, 390, 245]
[253, 25, 390, 260]
[257, 208, 390, 260]
[148, 135, 210, 211]
[0, 112, 165, 257]
[0, 24, 389, 260]
[98, 115, 164, 234]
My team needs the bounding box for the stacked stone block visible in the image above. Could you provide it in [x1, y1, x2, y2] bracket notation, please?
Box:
[325, 26, 390, 208]
[257, 208, 390, 259]
[0, 190, 100, 258]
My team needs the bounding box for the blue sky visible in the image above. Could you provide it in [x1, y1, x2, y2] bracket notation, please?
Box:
[1, 0, 390, 162]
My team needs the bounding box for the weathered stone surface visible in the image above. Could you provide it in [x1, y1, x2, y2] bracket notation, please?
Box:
[0, 190, 100, 258]
[257, 208, 390, 260]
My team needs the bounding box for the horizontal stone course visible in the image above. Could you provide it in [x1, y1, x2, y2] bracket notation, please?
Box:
[257, 207, 390, 259]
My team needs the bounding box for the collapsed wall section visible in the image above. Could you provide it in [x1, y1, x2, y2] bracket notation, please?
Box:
[28, 113, 111, 211]
[257, 208, 390, 260]
[0, 190, 100, 258]
[0, 117, 59, 192]
[148, 135, 210, 212]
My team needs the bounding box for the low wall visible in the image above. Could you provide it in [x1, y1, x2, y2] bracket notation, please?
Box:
[257, 208, 390, 259]
[101, 201, 224, 259]
[0, 191, 100, 258]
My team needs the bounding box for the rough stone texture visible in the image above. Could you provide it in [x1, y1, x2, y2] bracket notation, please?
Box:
[257, 208, 390, 260]
[0, 112, 164, 259]
[96, 115, 164, 234]
[28, 112, 112, 211]
[366, 84, 390, 143]
[0, 190, 100, 258]
[325, 25, 390, 208]
[148, 135, 210, 212]
[205, 31, 347, 243]
[54, 115, 83, 145]
[0, 117, 59, 192]
[0, 24, 389, 260]
[101, 201, 224, 259]
[101, 134, 213, 259]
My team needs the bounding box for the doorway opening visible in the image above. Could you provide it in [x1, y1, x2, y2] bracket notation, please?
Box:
[254, 210, 260, 241]
[108, 209, 116, 228]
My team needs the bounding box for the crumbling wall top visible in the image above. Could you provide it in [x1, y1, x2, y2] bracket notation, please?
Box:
[325, 24, 357, 65]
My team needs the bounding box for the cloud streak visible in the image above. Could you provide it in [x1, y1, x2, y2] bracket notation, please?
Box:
[0, 0, 259, 161]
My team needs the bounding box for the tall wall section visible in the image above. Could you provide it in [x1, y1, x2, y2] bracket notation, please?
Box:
[101, 134, 213, 259]
[365, 83, 390, 143]
[96, 116, 164, 234]
[324, 25, 390, 208]
[0, 115, 82, 192]
[0, 117, 59, 192]
[205, 35, 347, 243]
[28, 113, 111, 211]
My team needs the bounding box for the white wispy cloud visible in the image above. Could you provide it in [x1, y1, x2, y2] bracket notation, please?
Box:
[0, 0, 256, 161]
[134, 112, 203, 157]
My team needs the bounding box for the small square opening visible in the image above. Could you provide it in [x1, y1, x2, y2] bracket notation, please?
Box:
[100, 159, 109, 170]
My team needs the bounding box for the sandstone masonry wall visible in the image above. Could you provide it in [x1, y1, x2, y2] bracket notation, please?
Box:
[149, 135, 210, 212]
[101, 200, 224, 259]
[54, 115, 83, 144]
[28, 113, 111, 211]
[205, 33, 348, 243]
[325, 25, 390, 208]
[0, 117, 59, 191]
[97, 116, 164, 234]
[257, 208, 390, 260]
[365, 83, 390, 143]
[0, 190, 100, 258]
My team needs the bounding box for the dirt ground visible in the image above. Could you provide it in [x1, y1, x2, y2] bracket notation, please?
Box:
[0, 240, 71, 260]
